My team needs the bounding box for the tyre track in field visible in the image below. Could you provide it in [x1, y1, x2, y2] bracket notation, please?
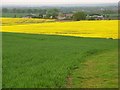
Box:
[66, 49, 118, 88]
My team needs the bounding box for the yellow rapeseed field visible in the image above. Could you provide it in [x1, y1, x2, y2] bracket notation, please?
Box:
[1, 18, 118, 39]
[1, 18, 55, 25]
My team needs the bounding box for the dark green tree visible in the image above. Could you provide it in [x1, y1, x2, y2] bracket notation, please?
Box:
[2, 8, 8, 13]
[12, 8, 17, 13]
[27, 9, 33, 13]
[46, 9, 59, 19]
[102, 10, 114, 14]
[38, 9, 46, 18]
[73, 12, 86, 21]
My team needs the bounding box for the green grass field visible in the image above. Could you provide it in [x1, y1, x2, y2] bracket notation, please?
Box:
[2, 32, 118, 88]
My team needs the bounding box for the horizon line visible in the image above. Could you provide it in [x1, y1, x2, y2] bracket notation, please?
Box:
[2, 2, 118, 6]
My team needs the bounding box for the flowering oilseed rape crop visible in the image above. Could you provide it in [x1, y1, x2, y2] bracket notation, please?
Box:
[1, 18, 55, 25]
[1, 18, 118, 39]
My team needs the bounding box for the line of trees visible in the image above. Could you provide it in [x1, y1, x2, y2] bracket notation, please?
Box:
[2, 8, 60, 19]
[2, 8, 47, 13]
[3, 8, 117, 14]
[2, 8, 91, 21]
[2, 8, 118, 20]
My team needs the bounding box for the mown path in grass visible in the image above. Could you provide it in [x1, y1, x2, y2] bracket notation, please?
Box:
[67, 49, 118, 88]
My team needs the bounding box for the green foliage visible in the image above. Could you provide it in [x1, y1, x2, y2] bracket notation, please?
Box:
[3, 32, 118, 88]
[2, 8, 59, 18]
[73, 12, 86, 21]
[2, 13, 29, 18]
[46, 9, 59, 19]
[102, 10, 116, 14]
[2, 8, 8, 13]
[2, 6, 118, 19]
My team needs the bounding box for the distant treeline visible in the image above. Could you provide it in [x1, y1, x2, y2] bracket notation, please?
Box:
[2, 7, 117, 14]
[2, 6, 118, 19]
[2, 8, 60, 18]
[2, 8, 48, 14]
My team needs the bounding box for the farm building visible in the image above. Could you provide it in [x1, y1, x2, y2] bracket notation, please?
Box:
[42, 14, 47, 18]
[23, 14, 36, 18]
[57, 13, 73, 20]
[86, 14, 105, 20]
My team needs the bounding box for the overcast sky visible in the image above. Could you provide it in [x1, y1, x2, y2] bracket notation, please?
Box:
[2, 0, 119, 5]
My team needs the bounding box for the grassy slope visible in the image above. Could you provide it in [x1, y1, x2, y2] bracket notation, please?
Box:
[2, 32, 118, 88]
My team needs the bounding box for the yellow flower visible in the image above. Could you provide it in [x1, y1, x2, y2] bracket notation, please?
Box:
[1, 18, 118, 39]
